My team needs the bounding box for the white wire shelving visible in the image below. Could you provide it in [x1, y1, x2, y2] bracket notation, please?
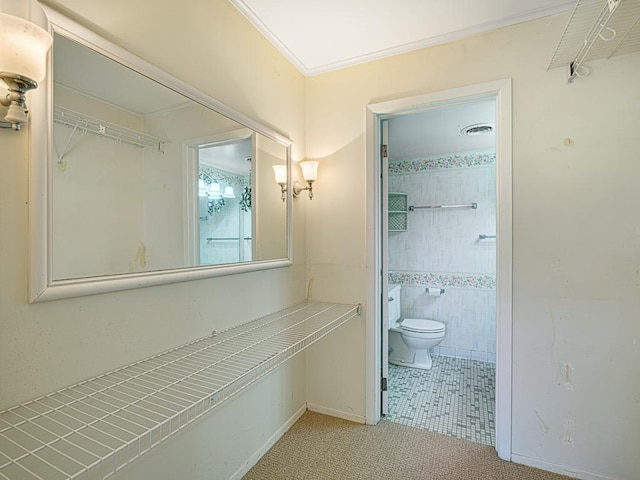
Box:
[53, 106, 165, 162]
[549, 0, 640, 82]
[0, 301, 360, 480]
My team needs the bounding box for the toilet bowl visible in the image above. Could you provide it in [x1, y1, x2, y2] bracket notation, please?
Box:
[387, 284, 446, 370]
[398, 318, 446, 370]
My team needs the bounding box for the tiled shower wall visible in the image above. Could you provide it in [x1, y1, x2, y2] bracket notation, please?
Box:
[388, 150, 497, 363]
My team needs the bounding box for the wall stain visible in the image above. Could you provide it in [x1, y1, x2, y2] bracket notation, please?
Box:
[556, 362, 574, 391]
[131, 242, 147, 271]
[534, 410, 550, 435]
[562, 419, 575, 446]
[307, 276, 315, 300]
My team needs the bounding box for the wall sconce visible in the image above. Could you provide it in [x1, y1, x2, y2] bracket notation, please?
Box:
[293, 161, 318, 200]
[272, 164, 287, 202]
[0, 1, 52, 131]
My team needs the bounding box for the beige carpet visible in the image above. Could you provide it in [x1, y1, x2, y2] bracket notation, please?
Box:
[243, 411, 575, 480]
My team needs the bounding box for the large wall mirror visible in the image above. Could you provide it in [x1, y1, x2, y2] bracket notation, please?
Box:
[29, 7, 292, 302]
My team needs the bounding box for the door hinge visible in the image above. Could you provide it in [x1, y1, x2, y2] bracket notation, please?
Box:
[381, 144, 388, 158]
[381, 377, 388, 392]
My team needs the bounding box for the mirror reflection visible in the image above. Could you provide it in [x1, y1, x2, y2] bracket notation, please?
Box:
[198, 137, 253, 265]
[50, 33, 288, 281]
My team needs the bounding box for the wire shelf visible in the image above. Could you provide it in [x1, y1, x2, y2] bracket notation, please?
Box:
[54, 106, 164, 151]
[0, 302, 360, 480]
[549, 0, 640, 81]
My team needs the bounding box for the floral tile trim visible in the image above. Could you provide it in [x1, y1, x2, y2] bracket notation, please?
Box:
[389, 271, 496, 290]
[389, 150, 495, 175]
[201, 165, 250, 188]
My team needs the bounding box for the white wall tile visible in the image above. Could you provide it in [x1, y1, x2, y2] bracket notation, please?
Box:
[389, 157, 496, 361]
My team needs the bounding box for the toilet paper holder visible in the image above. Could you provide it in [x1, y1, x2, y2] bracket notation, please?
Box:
[426, 287, 445, 295]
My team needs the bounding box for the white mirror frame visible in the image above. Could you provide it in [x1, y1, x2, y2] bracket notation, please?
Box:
[29, 6, 292, 303]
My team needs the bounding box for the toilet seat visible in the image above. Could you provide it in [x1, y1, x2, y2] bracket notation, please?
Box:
[401, 318, 445, 333]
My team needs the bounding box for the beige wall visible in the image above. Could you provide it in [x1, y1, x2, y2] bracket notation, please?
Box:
[52, 86, 145, 279]
[305, 13, 640, 480]
[0, 1, 306, 479]
[254, 134, 288, 260]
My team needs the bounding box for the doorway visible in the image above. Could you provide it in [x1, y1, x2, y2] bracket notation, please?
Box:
[365, 79, 513, 460]
[383, 100, 497, 446]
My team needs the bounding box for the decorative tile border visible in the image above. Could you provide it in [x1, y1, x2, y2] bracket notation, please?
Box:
[389, 150, 495, 175]
[389, 271, 496, 290]
[201, 165, 250, 188]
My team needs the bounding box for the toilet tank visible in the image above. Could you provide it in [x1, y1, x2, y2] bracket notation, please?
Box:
[388, 284, 402, 324]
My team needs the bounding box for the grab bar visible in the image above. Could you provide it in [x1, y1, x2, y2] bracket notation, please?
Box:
[478, 234, 496, 240]
[409, 203, 477, 211]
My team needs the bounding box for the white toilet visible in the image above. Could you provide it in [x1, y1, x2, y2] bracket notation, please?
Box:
[388, 284, 446, 370]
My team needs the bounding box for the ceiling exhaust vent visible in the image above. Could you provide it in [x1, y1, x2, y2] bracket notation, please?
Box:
[460, 123, 493, 136]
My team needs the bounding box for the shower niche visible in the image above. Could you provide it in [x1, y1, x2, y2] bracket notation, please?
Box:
[388, 192, 408, 232]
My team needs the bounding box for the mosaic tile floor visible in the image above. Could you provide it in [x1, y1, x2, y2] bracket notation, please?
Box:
[386, 355, 496, 446]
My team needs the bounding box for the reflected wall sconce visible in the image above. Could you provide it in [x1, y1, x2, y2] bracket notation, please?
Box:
[293, 161, 318, 200]
[199, 174, 236, 215]
[0, 0, 53, 131]
[273, 164, 287, 202]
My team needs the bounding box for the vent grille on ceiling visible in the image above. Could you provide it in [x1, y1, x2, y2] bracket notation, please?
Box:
[460, 124, 494, 136]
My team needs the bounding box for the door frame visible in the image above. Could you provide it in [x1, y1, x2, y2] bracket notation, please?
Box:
[181, 128, 254, 267]
[364, 79, 513, 460]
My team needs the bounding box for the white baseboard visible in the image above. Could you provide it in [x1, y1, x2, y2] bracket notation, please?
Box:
[306, 402, 366, 424]
[512, 454, 619, 480]
[229, 404, 307, 480]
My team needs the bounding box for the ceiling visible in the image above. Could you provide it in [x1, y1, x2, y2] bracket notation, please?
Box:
[388, 100, 496, 160]
[200, 140, 253, 175]
[54, 33, 189, 116]
[230, 0, 575, 76]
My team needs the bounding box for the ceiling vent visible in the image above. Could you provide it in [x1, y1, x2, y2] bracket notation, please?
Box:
[460, 123, 493, 136]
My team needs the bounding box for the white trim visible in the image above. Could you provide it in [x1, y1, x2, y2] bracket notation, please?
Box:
[364, 108, 382, 426]
[365, 79, 513, 459]
[494, 79, 514, 462]
[182, 142, 200, 267]
[511, 454, 619, 480]
[380, 120, 389, 416]
[229, 404, 307, 480]
[229, 1, 574, 76]
[306, 403, 366, 425]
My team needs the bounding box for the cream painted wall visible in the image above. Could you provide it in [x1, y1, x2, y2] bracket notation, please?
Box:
[305, 14, 640, 480]
[0, 1, 306, 479]
[254, 135, 288, 260]
[52, 86, 145, 279]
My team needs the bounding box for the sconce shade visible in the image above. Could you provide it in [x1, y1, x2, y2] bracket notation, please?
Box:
[222, 185, 236, 198]
[0, 8, 52, 83]
[273, 165, 287, 184]
[208, 182, 222, 199]
[299, 161, 318, 182]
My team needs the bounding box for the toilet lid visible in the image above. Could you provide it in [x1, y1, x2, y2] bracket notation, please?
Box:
[401, 318, 445, 333]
